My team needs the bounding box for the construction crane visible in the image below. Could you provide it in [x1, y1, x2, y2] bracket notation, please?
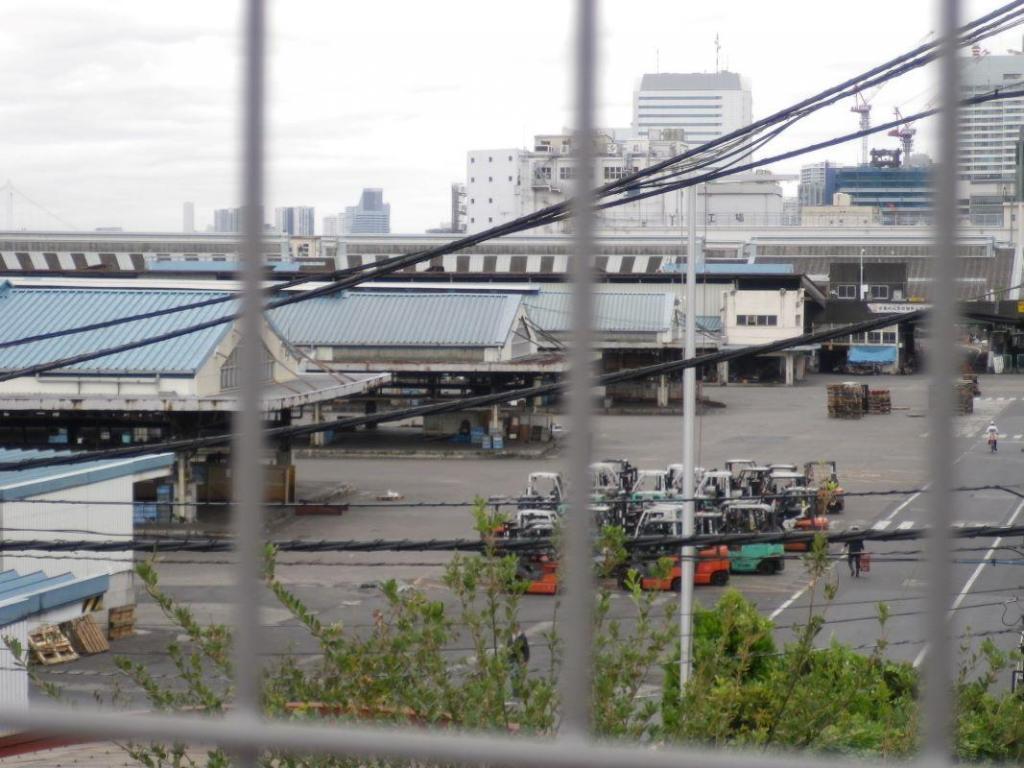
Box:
[850, 82, 888, 166]
[887, 107, 917, 165]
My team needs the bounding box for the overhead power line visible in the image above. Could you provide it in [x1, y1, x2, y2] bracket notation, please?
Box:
[0, 308, 927, 471]
[5, 521, 1024, 554]
[1, 3, 1021, 381]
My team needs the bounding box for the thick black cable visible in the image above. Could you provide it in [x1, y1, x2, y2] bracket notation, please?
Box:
[3, 5, 1021, 377]
[7, 521, 1024, 554]
[0, 308, 929, 471]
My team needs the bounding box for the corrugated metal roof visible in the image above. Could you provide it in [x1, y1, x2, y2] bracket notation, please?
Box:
[0, 449, 174, 502]
[269, 292, 523, 347]
[0, 570, 109, 627]
[523, 292, 674, 333]
[0, 283, 236, 375]
[684, 316, 723, 334]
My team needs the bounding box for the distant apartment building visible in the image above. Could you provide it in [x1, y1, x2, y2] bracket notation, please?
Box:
[322, 214, 345, 236]
[274, 206, 315, 236]
[631, 72, 752, 143]
[959, 53, 1024, 183]
[798, 161, 844, 208]
[183, 202, 195, 233]
[343, 189, 391, 234]
[464, 131, 783, 234]
[214, 207, 241, 233]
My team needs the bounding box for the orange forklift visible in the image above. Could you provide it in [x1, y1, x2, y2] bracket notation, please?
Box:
[638, 546, 731, 591]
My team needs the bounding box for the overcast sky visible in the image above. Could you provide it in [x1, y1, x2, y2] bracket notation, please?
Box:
[2, 0, 1022, 233]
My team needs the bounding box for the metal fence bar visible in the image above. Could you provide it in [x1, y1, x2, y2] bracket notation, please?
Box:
[0, 703, 881, 768]
[231, 0, 267, 764]
[925, 0, 960, 761]
[560, 0, 597, 740]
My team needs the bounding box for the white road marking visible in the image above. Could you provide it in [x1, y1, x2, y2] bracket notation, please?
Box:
[884, 490, 923, 522]
[913, 498, 1024, 668]
[1015, 435, 1023, 440]
[769, 584, 810, 621]
[871, 520, 892, 531]
[896, 520, 915, 531]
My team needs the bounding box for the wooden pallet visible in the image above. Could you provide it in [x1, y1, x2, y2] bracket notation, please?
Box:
[61, 615, 109, 655]
[827, 384, 866, 419]
[108, 605, 136, 640]
[867, 389, 892, 414]
[28, 625, 78, 666]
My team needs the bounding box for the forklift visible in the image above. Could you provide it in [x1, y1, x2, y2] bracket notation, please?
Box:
[804, 460, 846, 514]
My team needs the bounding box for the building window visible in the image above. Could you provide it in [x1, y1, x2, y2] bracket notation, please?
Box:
[870, 285, 890, 299]
[488, 198, 493, 203]
[837, 284, 857, 299]
[736, 315, 778, 326]
[471, 157, 475, 163]
[507, 154, 512, 161]
[488, 156, 493, 162]
[470, 177, 475, 183]
[488, 176, 493, 182]
[604, 166, 624, 180]
[220, 343, 274, 391]
[559, 167, 576, 180]
[488, 217, 493, 223]
[536, 166, 552, 180]
[882, 331, 898, 344]
[508, 175, 513, 182]
[867, 331, 883, 344]
[470, 198, 475, 204]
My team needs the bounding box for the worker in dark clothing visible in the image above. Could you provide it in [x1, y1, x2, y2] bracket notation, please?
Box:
[845, 526, 865, 577]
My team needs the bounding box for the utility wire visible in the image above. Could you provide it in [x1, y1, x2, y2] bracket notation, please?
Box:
[2, 5, 1021, 380]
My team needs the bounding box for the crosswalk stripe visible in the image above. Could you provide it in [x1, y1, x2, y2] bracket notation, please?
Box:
[1014, 434, 1023, 440]
[872, 520, 892, 531]
[897, 521, 915, 530]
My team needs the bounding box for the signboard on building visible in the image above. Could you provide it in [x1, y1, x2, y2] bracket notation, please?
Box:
[867, 302, 931, 314]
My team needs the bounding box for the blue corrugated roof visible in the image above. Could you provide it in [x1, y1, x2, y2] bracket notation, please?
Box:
[269, 292, 523, 347]
[524, 292, 674, 333]
[0, 449, 174, 502]
[0, 282, 236, 375]
[0, 570, 109, 627]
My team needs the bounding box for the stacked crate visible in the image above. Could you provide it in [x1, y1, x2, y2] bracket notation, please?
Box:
[867, 389, 892, 414]
[827, 384, 865, 419]
[955, 380, 975, 415]
[108, 605, 136, 640]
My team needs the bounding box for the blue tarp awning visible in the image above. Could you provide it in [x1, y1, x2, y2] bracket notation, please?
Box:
[848, 345, 898, 364]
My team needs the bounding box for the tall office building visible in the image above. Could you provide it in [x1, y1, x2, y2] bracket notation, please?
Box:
[959, 53, 1024, 182]
[274, 206, 315, 236]
[631, 72, 752, 143]
[182, 202, 195, 233]
[798, 162, 844, 207]
[322, 214, 345, 236]
[343, 189, 391, 234]
[213, 207, 241, 233]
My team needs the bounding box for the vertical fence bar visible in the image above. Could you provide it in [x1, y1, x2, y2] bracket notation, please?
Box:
[925, 0, 959, 761]
[233, 0, 266, 763]
[559, 0, 596, 739]
[679, 185, 697, 687]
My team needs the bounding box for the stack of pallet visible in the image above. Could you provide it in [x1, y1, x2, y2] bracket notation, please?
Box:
[867, 389, 892, 414]
[61, 615, 110, 655]
[108, 605, 136, 640]
[28, 625, 78, 666]
[955, 380, 975, 415]
[826, 383, 865, 419]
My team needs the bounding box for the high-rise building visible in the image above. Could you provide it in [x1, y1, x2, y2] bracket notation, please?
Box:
[631, 72, 752, 143]
[274, 206, 315, 236]
[959, 53, 1024, 183]
[213, 208, 241, 233]
[798, 162, 844, 208]
[835, 163, 932, 225]
[183, 202, 195, 233]
[322, 214, 345, 236]
[343, 189, 391, 234]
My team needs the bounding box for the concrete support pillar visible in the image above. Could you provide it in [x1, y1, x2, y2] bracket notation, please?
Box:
[311, 402, 324, 447]
[532, 377, 543, 413]
[491, 402, 501, 436]
[175, 451, 196, 523]
[656, 374, 669, 408]
[716, 360, 729, 386]
[784, 353, 795, 386]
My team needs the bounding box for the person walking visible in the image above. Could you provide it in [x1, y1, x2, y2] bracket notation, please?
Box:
[845, 526, 865, 578]
[986, 420, 1000, 453]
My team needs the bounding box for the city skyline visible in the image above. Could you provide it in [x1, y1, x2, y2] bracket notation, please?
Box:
[1, 0, 1020, 234]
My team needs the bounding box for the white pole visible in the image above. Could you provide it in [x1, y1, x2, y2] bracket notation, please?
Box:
[679, 185, 697, 688]
[860, 248, 866, 300]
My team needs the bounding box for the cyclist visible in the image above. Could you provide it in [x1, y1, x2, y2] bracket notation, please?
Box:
[986, 420, 1000, 453]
